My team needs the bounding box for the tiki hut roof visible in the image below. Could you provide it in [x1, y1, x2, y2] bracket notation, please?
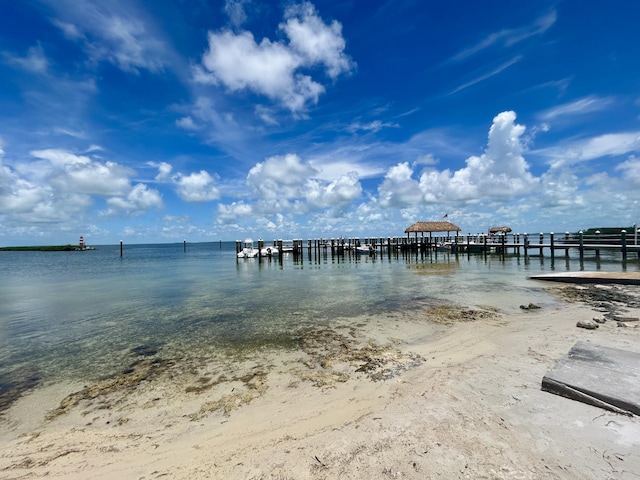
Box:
[489, 226, 512, 233]
[405, 221, 461, 233]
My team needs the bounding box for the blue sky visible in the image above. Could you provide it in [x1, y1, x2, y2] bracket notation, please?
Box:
[1, 0, 639, 245]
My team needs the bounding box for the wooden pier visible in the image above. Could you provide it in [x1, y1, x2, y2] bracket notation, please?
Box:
[237, 230, 640, 262]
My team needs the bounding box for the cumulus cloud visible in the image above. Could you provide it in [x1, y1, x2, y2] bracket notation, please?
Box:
[377, 111, 538, 208]
[217, 201, 254, 222]
[174, 170, 220, 202]
[305, 171, 362, 208]
[280, 2, 354, 79]
[31, 149, 132, 196]
[150, 162, 219, 202]
[105, 184, 162, 213]
[216, 152, 363, 222]
[247, 153, 319, 199]
[0, 147, 162, 225]
[194, 2, 353, 112]
[616, 156, 640, 186]
[378, 162, 423, 208]
[420, 111, 538, 202]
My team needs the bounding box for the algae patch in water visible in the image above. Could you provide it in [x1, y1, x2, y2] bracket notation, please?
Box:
[425, 304, 500, 326]
[44, 324, 427, 422]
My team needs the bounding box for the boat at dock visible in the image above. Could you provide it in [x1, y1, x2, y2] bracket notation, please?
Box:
[237, 238, 259, 258]
[260, 245, 279, 256]
[355, 244, 375, 255]
[280, 241, 294, 254]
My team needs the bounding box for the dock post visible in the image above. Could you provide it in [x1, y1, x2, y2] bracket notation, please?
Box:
[539, 233, 544, 256]
[621, 230, 627, 260]
[258, 239, 264, 259]
[564, 232, 570, 257]
[184, 239, 186, 253]
[579, 231, 584, 262]
[120, 240, 123, 257]
[550, 232, 555, 261]
[595, 230, 600, 258]
[524, 233, 529, 257]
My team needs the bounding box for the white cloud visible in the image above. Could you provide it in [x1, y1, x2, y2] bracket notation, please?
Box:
[378, 162, 423, 208]
[308, 158, 384, 181]
[538, 96, 615, 121]
[451, 55, 522, 95]
[176, 116, 200, 131]
[152, 161, 173, 180]
[540, 131, 640, 167]
[421, 111, 538, 202]
[616, 156, 640, 186]
[217, 201, 254, 222]
[247, 153, 318, 199]
[31, 149, 132, 195]
[217, 152, 362, 220]
[2, 44, 49, 73]
[305, 172, 362, 208]
[175, 170, 220, 202]
[194, 2, 353, 112]
[106, 183, 162, 212]
[347, 120, 398, 133]
[451, 11, 556, 62]
[1, 146, 163, 227]
[280, 2, 354, 79]
[197, 30, 323, 112]
[374, 111, 538, 208]
[48, 1, 168, 73]
[224, 0, 251, 27]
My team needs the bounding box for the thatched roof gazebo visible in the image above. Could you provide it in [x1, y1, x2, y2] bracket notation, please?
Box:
[489, 226, 512, 234]
[405, 221, 461, 241]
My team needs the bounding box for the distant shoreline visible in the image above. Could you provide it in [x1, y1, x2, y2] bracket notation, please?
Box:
[0, 245, 94, 251]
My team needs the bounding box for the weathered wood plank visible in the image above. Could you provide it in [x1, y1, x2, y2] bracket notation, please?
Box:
[541, 341, 640, 415]
[530, 271, 640, 285]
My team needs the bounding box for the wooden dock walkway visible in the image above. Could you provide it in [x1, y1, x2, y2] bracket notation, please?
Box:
[239, 231, 640, 261]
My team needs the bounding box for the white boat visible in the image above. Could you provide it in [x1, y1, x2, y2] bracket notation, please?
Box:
[260, 245, 279, 256]
[436, 242, 452, 252]
[355, 244, 375, 254]
[237, 238, 259, 258]
[279, 240, 294, 253]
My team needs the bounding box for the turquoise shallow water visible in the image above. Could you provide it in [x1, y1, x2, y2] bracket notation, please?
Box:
[1, 241, 638, 396]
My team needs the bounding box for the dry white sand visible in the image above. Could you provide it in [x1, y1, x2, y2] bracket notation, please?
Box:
[1, 283, 639, 480]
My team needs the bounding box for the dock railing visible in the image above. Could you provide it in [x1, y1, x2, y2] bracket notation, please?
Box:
[235, 229, 640, 262]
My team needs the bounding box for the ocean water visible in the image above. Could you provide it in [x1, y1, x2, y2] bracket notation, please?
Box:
[1, 241, 637, 402]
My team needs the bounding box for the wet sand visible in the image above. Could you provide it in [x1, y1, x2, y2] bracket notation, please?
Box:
[1, 283, 639, 479]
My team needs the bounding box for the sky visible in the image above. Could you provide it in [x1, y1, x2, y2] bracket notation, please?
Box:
[1, 0, 639, 245]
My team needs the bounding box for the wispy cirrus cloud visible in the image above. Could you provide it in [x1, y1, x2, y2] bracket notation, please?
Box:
[538, 95, 615, 122]
[450, 55, 522, 95]
[536, 131, 640, 167]
[450, 11, 557, 62]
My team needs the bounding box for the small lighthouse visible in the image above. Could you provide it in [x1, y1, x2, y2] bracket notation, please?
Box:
[79, 236, 85, 249]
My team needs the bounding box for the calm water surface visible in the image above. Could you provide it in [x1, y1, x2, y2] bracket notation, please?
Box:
[1, 242, 637, 389]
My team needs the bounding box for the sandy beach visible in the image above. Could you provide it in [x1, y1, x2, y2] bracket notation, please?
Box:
[1, 282, 639, 479]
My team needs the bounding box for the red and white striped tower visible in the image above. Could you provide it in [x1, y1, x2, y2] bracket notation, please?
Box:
[79, 236, 84, 248]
